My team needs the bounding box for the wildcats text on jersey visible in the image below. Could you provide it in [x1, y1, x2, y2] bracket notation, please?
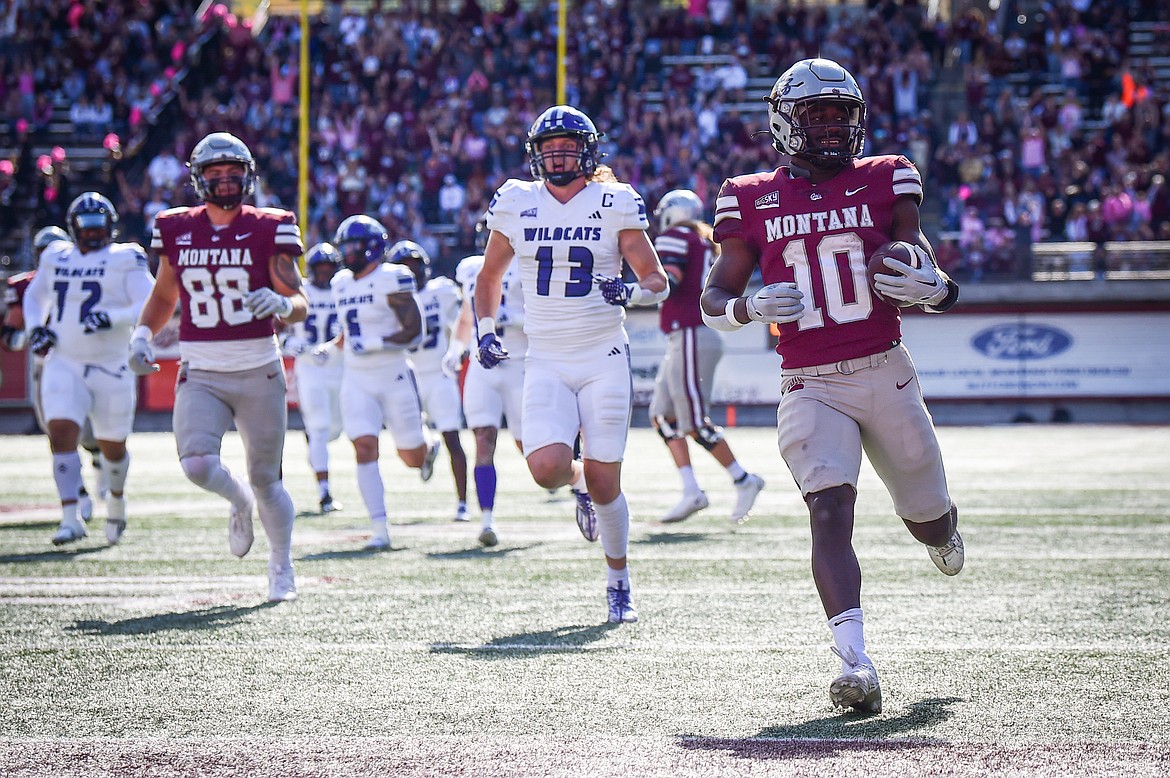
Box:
[764, 204, 874, 242]
[522, 226, 603, 242]
[53, 266, 106, 278]
[338, 292, 375, 307]
[176, 248, 255, 267]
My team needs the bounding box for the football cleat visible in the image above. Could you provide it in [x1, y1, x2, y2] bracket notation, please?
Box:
[477, 528, 498, 547]
[928, 529, 965, 576]
[454, 504, 470, 522]
[228, 482, 255, 558]
[77, 490, 93, 523]
[730, 473, 766, 525]
[606, 581, 639, 623]
[105, 496, 127, 545]
[267, 563, 298, 602]
[364, 525, 391, 551]
[661, 490, 710, 524]
[51, 518, 88, 546]
[829, 646, 882, 714]
[574, 490, 599, 542]
[419, 438, 440, 482]
[320, 493, 342, 514]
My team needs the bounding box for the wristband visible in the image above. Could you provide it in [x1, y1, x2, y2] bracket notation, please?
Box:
[726, 297, 748, 326]
[477, 317, 497, 339]
[131, 325, 154, 343]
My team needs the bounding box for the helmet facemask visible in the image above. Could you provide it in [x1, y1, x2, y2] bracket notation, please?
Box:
[66, 193, 118, 252]
[766, 58, 867, 170]
[528, 133, 596, 186]
[189, 132, 256, 209]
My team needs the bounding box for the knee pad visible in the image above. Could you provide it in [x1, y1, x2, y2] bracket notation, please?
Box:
[694, 423, 724, 452]
[180, 454, 218, 489]
[653, 415, 683, 443]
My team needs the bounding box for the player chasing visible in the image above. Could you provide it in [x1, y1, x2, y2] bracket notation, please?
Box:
[700, 59, 964, 713]
[391, 240, 470, 523]
[279, 242, 345, 514]
[648, 189, 766, 525]
[315, 216, 438, 552]
[446, 232, 528, 548]
[21, 194, 154, 546]
[129, 131, 307, 603]
[475, 105, 669, 623]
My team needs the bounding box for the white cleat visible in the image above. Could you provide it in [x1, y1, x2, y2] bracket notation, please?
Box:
[606, 582, 639, 624]
[730, 473, 765, 525]
[105, 496, 127, 545]
[364, 525, 391, 551]
[829, 646, 882, 714]
[319, 493, 342, 514]
[51, 518, 88, 546]
[267, 563, 298, 602]
[478, 528, 498, 547]
[419, 438, 440, 482]
[228, 483, 256, 558]
[77, 491, 94, 523]
[928, 530, 965, 575]
[661, 490, 709, 524]
[454, 504, 470, 523]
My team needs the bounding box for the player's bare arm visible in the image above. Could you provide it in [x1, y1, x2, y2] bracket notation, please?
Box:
[385, 292, 422, 346]
[473, 231, 514, 324]
[269, 253, 308, 323]
[136, 254, 181, 335]
[700, 236, 758, 324]
[619, 229, 669, 293]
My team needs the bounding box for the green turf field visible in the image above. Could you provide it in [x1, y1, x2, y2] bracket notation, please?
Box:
[1, 424, 1168, 777]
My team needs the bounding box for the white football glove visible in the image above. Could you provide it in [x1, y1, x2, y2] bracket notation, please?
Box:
[280, 333, 309, 356]
[872, 248, 947, 306]
[243, 288, 294, 319]
[128, 337, 159, 376]
[746, 282, 805, 324]
[349, 334, 385, 355]
[309, 342, 336, 366]
[441, 339, 467, 378]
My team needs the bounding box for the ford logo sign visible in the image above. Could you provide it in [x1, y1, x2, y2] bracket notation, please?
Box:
[972, 323, 1072, 360]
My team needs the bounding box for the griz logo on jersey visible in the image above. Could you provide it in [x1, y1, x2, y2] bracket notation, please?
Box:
[522, 226, 603, 242]
[338, 293, 375, 307]
[176, 248, 256, 267]
[53, 266, 106, 279]
[764, 204, 875, 243]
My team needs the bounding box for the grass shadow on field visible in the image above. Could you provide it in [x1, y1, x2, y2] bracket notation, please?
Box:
[679, 697, 963, 761]
[426, 543, 540, 560]
[66, 603, 271, 636]
[637, 531, 716, 545]
[0, 546, 110, 564]
[0, 519, 61, 531]
[298, 547, 406, 561]
[429, 623, 617, 659]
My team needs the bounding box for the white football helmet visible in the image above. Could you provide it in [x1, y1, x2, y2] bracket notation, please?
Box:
[765, 58, 866, 165]
[653, 189, 704, 232]
[189, 131, 256, 209]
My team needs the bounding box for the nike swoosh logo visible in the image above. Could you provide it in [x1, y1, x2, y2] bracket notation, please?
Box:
[896, 378, 914, 390]
[844, 186, 868, 196]
[235, 232, 253, 240]
[266, 372, 279, 379]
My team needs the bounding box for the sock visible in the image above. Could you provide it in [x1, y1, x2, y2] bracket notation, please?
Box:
[307, 432, 330, 475]
[356, 461, 387, 522]
[481, 509, 494, 532]
[473, 465, 496, 511]
[100, 452, 129, 496]
[678, 465, 700, 493]
[318, 479, 330, 500]
[606, 565, 630, 590]
[727, 461, 747, 482]
[254, 480, 295, 569]
[594, 492, 630, 561]
[569, 467, 587, 494]
[107, 495, 126, 522]
[828, 607, 873, 669]
[52, 452, 83, 505]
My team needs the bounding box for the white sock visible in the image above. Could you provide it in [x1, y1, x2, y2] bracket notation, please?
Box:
[317, 479, 330, 500]
[727, 460, 747, 482]
[100, 452, 129, 496]
[481, 508, 494, 531]
[606, 566, 630, 590]
[828, 607, 873, 669]
[307, 432, 330, 475]
[254, 480, 295, 568]
[594, 492, 630, 561]
[569, 467, 587, 494]
[678, 465, 700, 494]
[356, 461, 387, 521]
[51, 452, 83, 505]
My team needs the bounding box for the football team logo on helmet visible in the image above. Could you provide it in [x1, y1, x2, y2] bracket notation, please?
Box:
[765, 58, 866, 166]
[525, 105, 604, 186]
[66, 192, 118, 251]
[387, 240, 431, 287]
[304, 242, 342, 289]
[333, 215, 389, 275]
[653, 189, 704, 232]
[189, 132, 256, 209]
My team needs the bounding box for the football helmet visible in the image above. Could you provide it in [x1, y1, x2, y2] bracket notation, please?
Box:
[765, 58, 866, 165]
[33, 226, 70, 254]
[653, 189, 704, 232]
[66, 192, 118, 251]
[304, 242, 342, 289]
[525, 105, 603, 186]
[189, 131, 256, 209]
[387, 240, 431, 287]
[333, 215, 389, 275]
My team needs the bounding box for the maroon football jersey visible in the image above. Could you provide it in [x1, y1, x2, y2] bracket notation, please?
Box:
[152, 205, 304, 342]
[3, 270, 34, 309]
[655, 225, 711, 334]
[713, 156, 922, 369]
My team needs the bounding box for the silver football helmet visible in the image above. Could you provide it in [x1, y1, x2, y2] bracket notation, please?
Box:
[765, 58, 866, 165]
[33, 226, 70, 253]
[189, 131, 256, 209]
[653, 189, 704, 232]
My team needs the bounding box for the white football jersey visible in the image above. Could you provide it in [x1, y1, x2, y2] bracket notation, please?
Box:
[485, 178, 649, 355]
[24, 241, 154, 364]
[289, 282, 342, 368]
[454, 253, 528, 354]
[409, 276, 462, 374]
[330, 262, 417, 370]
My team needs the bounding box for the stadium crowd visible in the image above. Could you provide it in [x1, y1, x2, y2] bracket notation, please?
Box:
[2, 0, 1169, 280]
